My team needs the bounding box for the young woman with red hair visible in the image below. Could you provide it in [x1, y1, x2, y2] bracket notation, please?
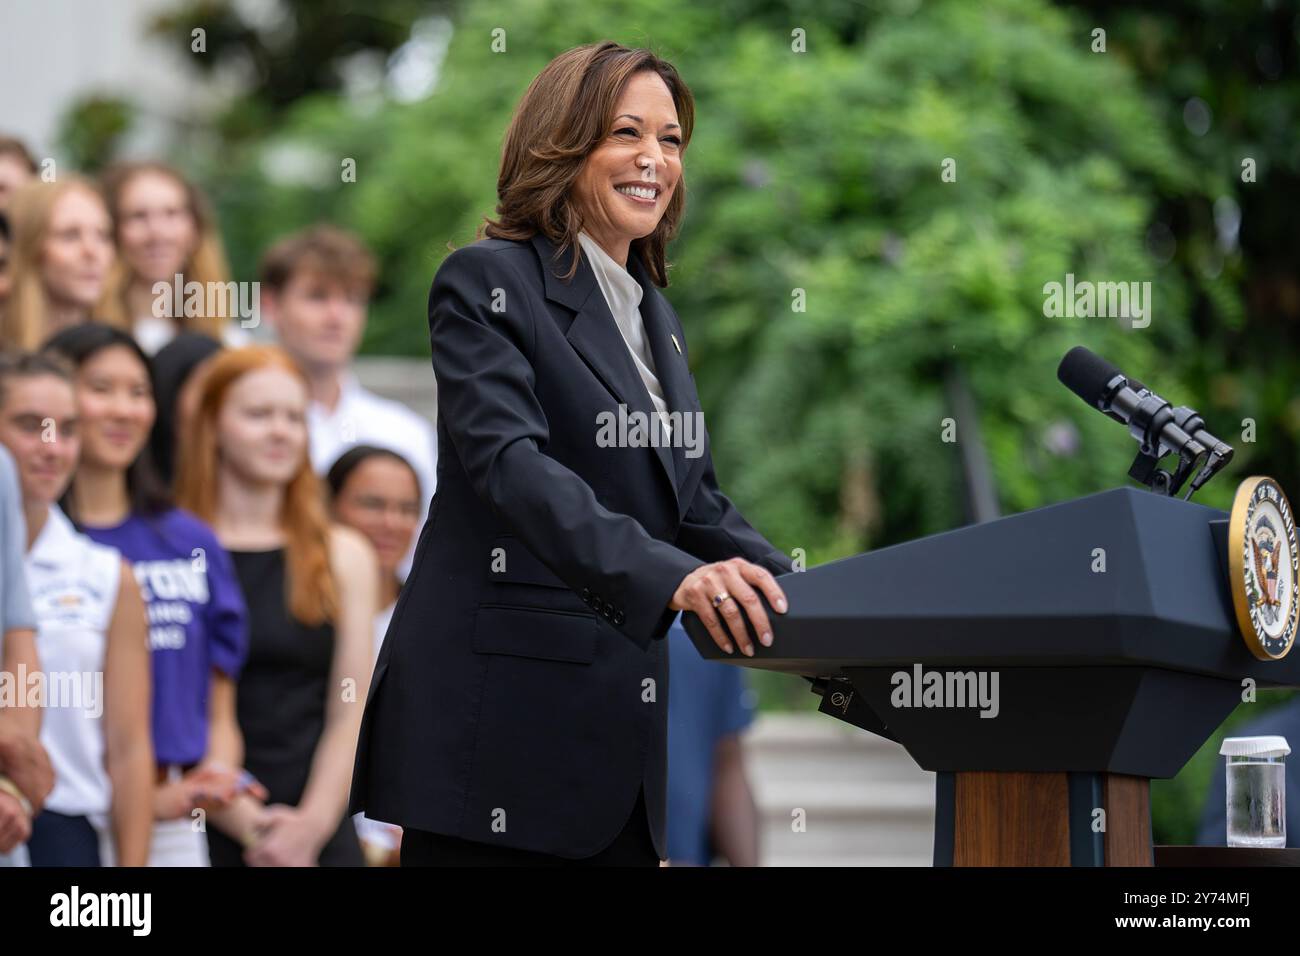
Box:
[177, 345, 377, 866]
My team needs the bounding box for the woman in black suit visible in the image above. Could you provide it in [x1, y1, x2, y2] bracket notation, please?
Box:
[349, 41, 792, 866]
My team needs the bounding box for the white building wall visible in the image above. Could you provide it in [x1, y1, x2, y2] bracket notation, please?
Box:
[0, 0, 225, 161]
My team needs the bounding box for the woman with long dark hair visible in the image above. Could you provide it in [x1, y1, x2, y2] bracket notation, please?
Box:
[43, 323, 258, 866]
[148, 331, 222, 487]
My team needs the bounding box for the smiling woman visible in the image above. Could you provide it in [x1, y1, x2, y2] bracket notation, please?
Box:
[349, 41, 793, 868]
[481, 42, 693, 284]
[96, 162, 242, 355]
[0, 350, 152, 868]
[2, 179, 115, 350]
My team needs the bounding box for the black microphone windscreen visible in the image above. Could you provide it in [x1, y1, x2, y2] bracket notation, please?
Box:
[1057, 346, 1121, 405]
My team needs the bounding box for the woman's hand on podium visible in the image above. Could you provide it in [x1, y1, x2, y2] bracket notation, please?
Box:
[670, 557, 788, 657]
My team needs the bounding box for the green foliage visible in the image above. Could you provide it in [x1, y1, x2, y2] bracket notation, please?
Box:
[56, 96, 134, 174]
[676, 3, 1203, 555]
[1063, 0, 1300, 521]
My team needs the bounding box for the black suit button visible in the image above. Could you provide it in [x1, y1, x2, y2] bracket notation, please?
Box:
[614, 610, 625, 625]
[602, 604, 614, 620]
[581, 587, 591, 601]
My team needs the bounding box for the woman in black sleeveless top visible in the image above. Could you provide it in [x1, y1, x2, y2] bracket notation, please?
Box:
[210, 549, 363, 866]
[177, 346, 378, 867]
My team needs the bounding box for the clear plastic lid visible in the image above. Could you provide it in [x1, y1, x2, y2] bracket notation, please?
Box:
[1220, 736, 1291, 759]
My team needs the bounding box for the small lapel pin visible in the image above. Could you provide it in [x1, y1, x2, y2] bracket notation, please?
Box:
[670, 333, 682, 354]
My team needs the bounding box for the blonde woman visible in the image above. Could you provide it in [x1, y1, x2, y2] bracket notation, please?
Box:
[97, 162, 249, 355]
[1, 178, 114, 350]
[177, 345, 376, 866]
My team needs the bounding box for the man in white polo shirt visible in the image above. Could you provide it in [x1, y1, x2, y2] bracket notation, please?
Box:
[260, 225, 438, 541]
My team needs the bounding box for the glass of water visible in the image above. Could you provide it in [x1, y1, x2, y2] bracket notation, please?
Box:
[1222, 736, 1289, 849]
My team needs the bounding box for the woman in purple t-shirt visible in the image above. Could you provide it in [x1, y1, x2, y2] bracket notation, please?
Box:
[42, 323, 264, 866]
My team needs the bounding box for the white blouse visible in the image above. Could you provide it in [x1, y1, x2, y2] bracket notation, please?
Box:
[577, 231, 673, 439]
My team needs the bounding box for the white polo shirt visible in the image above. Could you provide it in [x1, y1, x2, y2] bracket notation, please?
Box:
[25, 505, 121, 819]
[308, 372, 438, 575]
[307, 371, 438, 503]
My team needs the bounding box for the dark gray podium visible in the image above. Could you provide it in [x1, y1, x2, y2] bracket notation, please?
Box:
[683, 487, 1300, 866]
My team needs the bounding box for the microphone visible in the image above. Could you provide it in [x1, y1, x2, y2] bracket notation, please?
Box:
[1057, 346, 1233, 498]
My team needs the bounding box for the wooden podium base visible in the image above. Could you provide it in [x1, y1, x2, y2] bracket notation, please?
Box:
[934, 771, 1152, 866]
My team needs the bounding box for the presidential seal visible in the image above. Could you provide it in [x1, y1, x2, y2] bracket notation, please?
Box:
[1228, 477, 1298, 661]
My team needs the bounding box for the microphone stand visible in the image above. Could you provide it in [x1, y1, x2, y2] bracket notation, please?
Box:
[1126, 404, 1233, 500]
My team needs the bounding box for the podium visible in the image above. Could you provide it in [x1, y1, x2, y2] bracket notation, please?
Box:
[683, 487, 1300, 866]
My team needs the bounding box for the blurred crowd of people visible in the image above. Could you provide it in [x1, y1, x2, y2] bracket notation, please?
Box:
[0, 134, 758, 867]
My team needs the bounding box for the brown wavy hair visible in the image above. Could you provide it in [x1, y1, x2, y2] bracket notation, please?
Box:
[96, 161, 231, 340]
[175, 345, 337, 626]
[482, 41, 695, 287]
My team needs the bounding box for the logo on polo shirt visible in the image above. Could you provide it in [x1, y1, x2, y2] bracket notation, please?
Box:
[33, 578, 111, 630]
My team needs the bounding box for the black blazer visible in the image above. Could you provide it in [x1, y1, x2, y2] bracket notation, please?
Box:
[348, 232, 791, 859]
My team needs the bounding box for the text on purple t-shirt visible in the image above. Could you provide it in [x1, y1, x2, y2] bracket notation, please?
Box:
[85, 508, 248, 766]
